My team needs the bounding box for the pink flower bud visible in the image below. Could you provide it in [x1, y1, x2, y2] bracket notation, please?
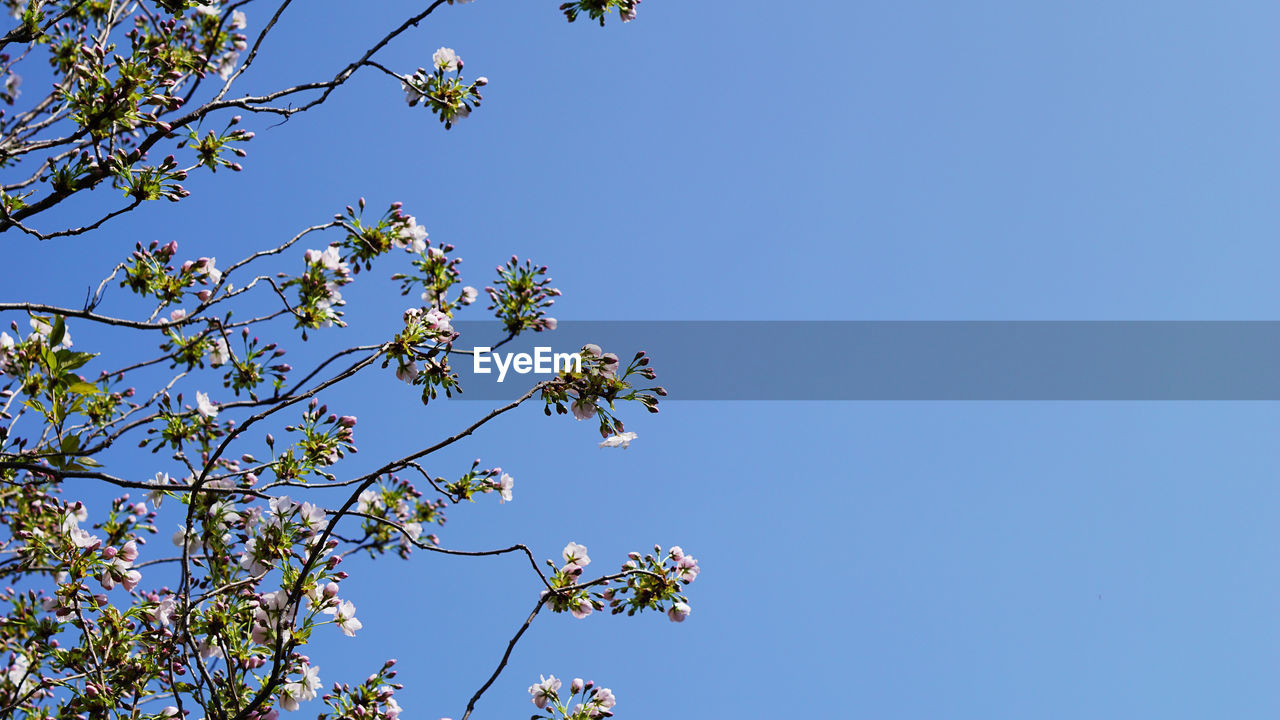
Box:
[101, 546, 117, 560]
[667, 602, 692, 623]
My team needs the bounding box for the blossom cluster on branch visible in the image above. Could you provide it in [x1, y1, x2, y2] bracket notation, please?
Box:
[0, 1, 686, 719]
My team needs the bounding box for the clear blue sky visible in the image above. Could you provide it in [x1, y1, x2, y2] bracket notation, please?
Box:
[6, 1, 1280, 718]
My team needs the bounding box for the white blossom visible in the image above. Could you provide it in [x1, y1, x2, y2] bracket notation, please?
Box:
[599, 431, 637, 449]
[195, 391, 219, 418]
[432, 47, 460, 73]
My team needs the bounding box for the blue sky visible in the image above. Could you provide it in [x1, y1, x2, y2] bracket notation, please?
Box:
[5, 1, 1280, 718]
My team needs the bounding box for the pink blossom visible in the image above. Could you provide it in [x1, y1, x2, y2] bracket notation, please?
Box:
[395, 216, 429, 253]
[528, 675, 561, 709]
[63, 513, 101, 551]
[152, 595, 177, 627]
[590, 687, 617, 716]
[571, 398, 596, 420]
[676, 555, 700, 583]
[396, 362, 419, 383]
[121, 569, 142, 591]
[569, 596, 593, 619]
[562, 542, 590, 570]
[667, 602, 692, 623]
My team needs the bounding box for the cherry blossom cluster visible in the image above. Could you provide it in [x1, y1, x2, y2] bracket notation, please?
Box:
[181, 114, 256, 174]
[317, 658, 403, 720]
[486, 255, 561, 335]
[541, 346, 665, 441]
[384, 305, 464, 403]
[390, 236, 478, 313]
[542, 542, 698, 625]
[121, 240, 200, 304]
[336, 200, 432, 270]
[289, 245, 354, 333]
[400, 47, 486, 129]
[438, 458, 515, 504]
[265, 399, 359, 483]
[353, 476, 447, 559]
[529, 674, 618, 719]
[560, 0, 642, 25]
[219, 329, 292, 399]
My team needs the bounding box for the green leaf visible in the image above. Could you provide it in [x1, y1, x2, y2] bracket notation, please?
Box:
[48, 316, 65, 347]
[58, 350, 97, 371]
[67, 381, 99, 395]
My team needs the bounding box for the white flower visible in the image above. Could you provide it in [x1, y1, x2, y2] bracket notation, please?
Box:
[667, 601, 692, 623]
[592, 687, 617, 713]
[432, 47, 460, 73]
[147, 472, 171, 508]
[569, 596, 593, 619]
[528, 675, 561, 709]
[497, 473, 513, 503]
[599, 431, 637, 449]
[269, 495, 298, 524]
[63, 512, 101, 550]
[402, 78, 424, 105]
[195, 391, 219, 418]
[570, 398, 596, 421]
[200, 257, 222, 284]
[229, 9, 247, 29]
[459, 286, 478, 305]
[401, 522, 424, 545]
[395, 216, 429, 253]
[422, 308, 452, 334]
[6, 653, 35, 695]
[356, 489, 384, 514]
[29, 317, 71, 348]
[298, 502, 326, 534]
[562, 542, 589, 569]
[152, 595, 177, 627]
[208, 336, 231, 367]
[324, 599, 363, 637]
[396, 362, 419, 383]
